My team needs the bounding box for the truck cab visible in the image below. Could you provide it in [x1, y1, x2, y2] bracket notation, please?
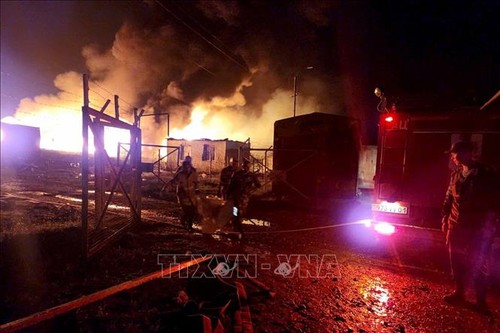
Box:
[372, 109, 500, 228]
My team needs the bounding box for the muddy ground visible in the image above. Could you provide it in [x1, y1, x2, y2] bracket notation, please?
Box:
[1, 151, 499, 333]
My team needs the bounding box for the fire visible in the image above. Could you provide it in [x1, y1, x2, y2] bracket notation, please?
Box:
[1, 116, 20, 125]
[3, 108, 130, 156]
[100, 127, 131, 155]
[9, 97, 230, 157]
[169, 106, 213, 140]
[42, 118, 131, 156]
[169, 105, 231, 140]
[7, 85, 278, 156]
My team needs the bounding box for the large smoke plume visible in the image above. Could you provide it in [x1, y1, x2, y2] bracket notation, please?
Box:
[9, 0, 349, 152]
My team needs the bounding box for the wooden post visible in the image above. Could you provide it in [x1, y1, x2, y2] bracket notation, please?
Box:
[114, 95, 119, 119]
[82, 74, 89, 257]
[116, 142, 121, 167]
[100, 99, 111, 113]
[264, 149, 268, 186]
[133, 108, 138, 126]
[157, 148, 161, 177]
[130, 127, 142, 224]
[136, 127, 142, 223]
[166, 113, 170, 137]
[94, 121, 105, 229]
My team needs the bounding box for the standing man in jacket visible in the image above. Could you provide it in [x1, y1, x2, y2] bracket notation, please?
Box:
[172, 159, 199, 232]
[218, 158, 239, 200]
[441, 140, 499, 313]
[227, 159, 261, 235]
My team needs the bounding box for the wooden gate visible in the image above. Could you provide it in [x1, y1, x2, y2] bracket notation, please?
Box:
[118, 143, 181, 186]
[81, 74, 142, 258]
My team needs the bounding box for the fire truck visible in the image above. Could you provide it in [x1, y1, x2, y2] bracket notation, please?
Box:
[371, 93, 500, 229]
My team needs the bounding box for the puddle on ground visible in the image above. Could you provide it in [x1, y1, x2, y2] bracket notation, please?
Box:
[242, 219, 271, 227]
[55, 195, 129, 211]
[359, 277, 391, 317]
[211, 234, 223, 241]
[55, 195, 82, 203]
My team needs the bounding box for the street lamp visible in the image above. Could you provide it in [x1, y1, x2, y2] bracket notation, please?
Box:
[374, 87, 388, 113]
[293, 66, 314, 117]
[374, 87, 398, 113]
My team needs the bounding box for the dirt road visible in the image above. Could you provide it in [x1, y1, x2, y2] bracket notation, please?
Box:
[1, 160, 499, 332]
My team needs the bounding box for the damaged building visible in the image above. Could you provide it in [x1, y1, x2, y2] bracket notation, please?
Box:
[164, 138, 250, 174]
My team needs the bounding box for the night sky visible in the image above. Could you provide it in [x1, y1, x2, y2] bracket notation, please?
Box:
[1, 0, 499, 145]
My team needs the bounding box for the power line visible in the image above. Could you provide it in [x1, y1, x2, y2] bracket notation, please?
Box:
[170, 1, 236, 54]
[88, 87, 112, 104]
[90, 81, 139, 110]
[171, 3, 217, 39]
[188, 59, 216, 76]
[154, 0, 248, 71]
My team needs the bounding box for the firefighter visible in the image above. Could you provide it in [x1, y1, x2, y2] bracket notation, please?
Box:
[175, 155, 192, 174]
[227, 159, 261, 235]
[441, 140, 499, 313]
[218, 158, 239, 199]
[172, 159, 199, 232]
[161, 156, 193, 192]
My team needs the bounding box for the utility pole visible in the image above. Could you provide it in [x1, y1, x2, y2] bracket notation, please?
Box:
[292, 66, 313, 117]
[293, 75, 298, 117]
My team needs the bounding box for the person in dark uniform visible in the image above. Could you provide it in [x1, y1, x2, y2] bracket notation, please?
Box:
[218, 158, 239, 200]
[172, 159, 199, 232]
[441, 140, 499, 313]
[162, 156, 193, 192]
[227, 159, 261, 234]
[175, 156, 192, 174]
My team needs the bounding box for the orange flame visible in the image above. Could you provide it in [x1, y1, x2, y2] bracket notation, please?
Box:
[169, 104, 246, 141]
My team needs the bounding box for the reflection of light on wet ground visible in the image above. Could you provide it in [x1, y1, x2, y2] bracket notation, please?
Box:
[55, 195, 82, 203]
[54, 195, 129, 210]
[211, 234, 223, 241]
[30, 191, 51, 196]
[107, 204, 130, 210]
[360, 278, 391, 317]
[242, 219, 271, 227]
